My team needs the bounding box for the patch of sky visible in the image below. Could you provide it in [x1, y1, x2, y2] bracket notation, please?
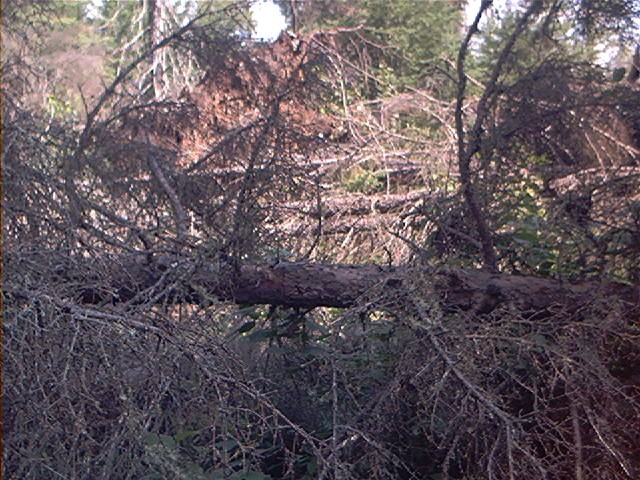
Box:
[250, 0, 287, 41]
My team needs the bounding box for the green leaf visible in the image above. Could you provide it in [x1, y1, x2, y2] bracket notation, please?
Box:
[185, 461, 205, 475]
[159, 434, 177, 449]
[306, 460, 317, 475]
[611, 67, 626, 82]
[236, 320, 256, 334]
[514, 229, 538, 245]
[247, 328, 275, 341]
[209, 469, 226, 480]
[530, 334, 549, 347]
[215, 439, 239, 453]
[144, 432, 178, 450]
[174, 430, 199, 442]
[144, 433, 161, 446]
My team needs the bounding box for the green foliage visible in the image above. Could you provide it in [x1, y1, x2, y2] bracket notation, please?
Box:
[471, 8, 598, 87]
[292, 0, 463, 93]
[572, 0, 639, 41]
[96, 0, 253, 99]
[45, 93, 76, 119]
[342, 166, 385, 194]
[360, 0, 463, 86]
[144, 431, 274, 480]
[491, 153, 562, 276]
[611, 66, 627, 81]
[97, 0, 139, 51]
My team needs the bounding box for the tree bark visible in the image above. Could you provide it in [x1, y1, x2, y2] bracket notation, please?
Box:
[61, 257, 639, 318]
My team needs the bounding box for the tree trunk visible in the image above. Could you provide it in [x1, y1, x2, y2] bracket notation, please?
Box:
[58, 257, 639, 317]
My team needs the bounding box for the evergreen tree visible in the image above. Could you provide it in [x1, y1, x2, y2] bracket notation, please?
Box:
[283, 0, 464, 92]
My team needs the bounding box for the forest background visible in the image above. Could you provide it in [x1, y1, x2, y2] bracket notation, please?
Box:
[3, 0, 640, 478]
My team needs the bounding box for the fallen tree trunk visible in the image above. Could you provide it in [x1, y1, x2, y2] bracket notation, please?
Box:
[59, 257, 639, 317]
[286, 190, 430, 219]
[280, 212, 424, 235]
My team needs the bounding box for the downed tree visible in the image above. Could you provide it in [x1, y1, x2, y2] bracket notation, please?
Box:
[7, 252, 640, 480]
[33, 255, 638, 316]
[288, 189, 430, 219]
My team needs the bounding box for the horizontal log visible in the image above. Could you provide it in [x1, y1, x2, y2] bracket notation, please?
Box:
[287, 190, 430, 219]
[549, 166, 640, 194]
[279, 212, 424, 236]
[61, 256, 639, 317]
